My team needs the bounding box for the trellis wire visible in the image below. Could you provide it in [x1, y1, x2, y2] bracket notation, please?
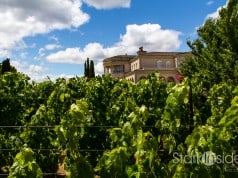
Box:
[0, 125, 193, 128]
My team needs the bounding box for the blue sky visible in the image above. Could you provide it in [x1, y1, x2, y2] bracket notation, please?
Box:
[0, 0, 226, 80]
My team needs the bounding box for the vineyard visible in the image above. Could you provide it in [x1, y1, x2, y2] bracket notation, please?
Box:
[1, 0, 238, 177]
[0, 71, 238, 178]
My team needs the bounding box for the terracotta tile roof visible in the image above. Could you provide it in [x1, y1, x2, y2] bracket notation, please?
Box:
[103, 55, 136, 62]
[103, 50, 191, 63]
[140, 52, 190, 56]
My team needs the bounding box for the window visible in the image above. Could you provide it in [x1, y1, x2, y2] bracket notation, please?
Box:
[167, 76, 175, 82]
[131, 63, 137, 71]
[157, 60, 163, 69]
[166, 60, 172, 68]
[113, 65, 124, 73]
[105, 67, 111, 73]
[139, 76, 146, 80]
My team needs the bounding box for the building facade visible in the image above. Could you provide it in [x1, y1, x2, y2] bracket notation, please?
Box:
[103, 47, 191, 83]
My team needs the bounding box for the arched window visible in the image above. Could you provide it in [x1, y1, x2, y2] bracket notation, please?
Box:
[139, 76, 146, 81]
[167, 76, 175, 82]
[157, 60, 163, 69]
[166, 60, 172, 68]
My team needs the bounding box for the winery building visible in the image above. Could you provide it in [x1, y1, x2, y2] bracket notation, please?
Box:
[103, 47, 191, 83]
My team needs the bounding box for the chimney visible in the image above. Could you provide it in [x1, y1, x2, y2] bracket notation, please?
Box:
[137, 46, 147, 55]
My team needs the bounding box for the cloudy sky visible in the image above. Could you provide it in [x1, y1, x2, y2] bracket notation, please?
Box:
[0, 0, 226, 80]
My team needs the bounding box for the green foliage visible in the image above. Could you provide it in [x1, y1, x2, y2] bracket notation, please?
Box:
[55, 99, 90, 151]
[66, 154, 94, 178]
[8, 147, 43, 178]
[218, 86, 238, 152]
[182, 0, 238, 86]
[206, 83, 234, 125]
[0, 72, 31, 126]
[3, 8, 238, 175]
[168, 2, 238, 176]
[55, 99, 94, 177]
[96, 147, 129, 178]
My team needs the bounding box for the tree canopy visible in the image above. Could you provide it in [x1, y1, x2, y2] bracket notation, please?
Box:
[181, 0, 238, 87]
[0, 58, 17, 75]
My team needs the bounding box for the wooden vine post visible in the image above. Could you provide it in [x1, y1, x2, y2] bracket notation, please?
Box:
[56, 150, 66, 178]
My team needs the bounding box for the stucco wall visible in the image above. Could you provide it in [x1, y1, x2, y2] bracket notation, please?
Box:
[140, 56, 176, 69]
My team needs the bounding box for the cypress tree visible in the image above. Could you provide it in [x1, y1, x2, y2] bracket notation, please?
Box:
[84, 58, 90, 77]
[84, 61, 88, 77]
[1, 58, 11, 75]
[84, 58, 95, 78]
[89, 60, 95, 78]
[86, 58, 90, 77]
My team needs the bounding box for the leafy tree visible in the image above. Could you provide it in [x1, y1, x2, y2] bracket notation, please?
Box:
[181, 0, 238, 86]
[178, 0, 238, 130]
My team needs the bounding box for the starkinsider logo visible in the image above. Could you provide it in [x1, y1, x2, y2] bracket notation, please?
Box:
[173, 151, 238, 166]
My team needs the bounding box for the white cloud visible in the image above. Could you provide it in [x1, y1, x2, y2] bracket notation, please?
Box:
[19, 52, 28, 59]
[45, 44, 62, 51]
[117, 24, 181, 53]
[28, 65, 44, 73]
[40, 74, 79, 82]
[49, 35, 59, 42]
[38, 49, 46, 58]
[206, 9, 221, 20]
[46, 47, 88, 64]
[11, 60, 47, 79]
[46, 43, 108, 64]
[11, 60, 28, 71]
[46, 23, 182, 64]
[205, 1, 228, 20]
[206, 1, 214, 6]
[83, 0, 131, 9]
[95, 62, 104, 75]
[0, 0, 89, 58]
[11, 59, 77, 81]
[38, 44, 62, 58]
[193, 2, 226, 40]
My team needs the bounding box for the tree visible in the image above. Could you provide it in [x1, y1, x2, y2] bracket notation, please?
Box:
[84, 58, 95, 78]
[89, 60, 95, 78]
[84, 60, 87, 77]
[1, 58, 11, 74]
[181, 0, 238, 87]
[1, 58, 17, 75]
[84, 58, 89, 77]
